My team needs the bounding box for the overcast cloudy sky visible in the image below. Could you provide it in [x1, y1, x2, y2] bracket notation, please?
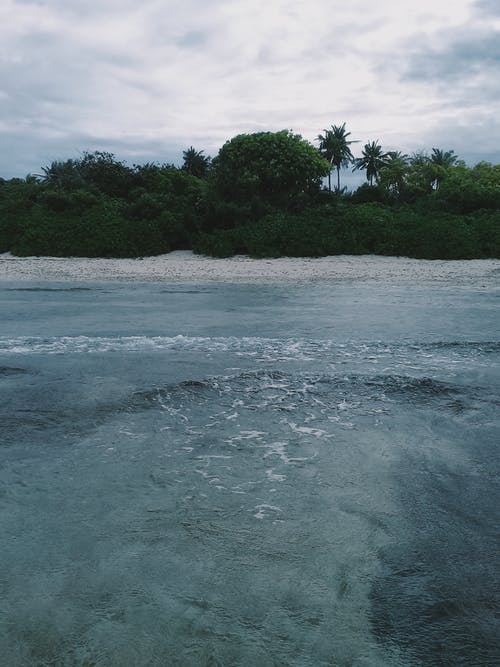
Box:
[1, 0, 499, 178]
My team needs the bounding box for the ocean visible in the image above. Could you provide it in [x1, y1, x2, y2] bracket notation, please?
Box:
[0, 280, 499, 666]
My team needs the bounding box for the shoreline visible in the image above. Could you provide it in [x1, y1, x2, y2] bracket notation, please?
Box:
[1, 251, 500, 287]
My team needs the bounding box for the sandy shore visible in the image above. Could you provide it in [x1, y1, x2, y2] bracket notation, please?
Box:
[1, 251, 499, 287]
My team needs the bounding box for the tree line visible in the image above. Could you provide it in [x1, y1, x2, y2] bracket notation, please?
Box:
[0, 125, 499, 259]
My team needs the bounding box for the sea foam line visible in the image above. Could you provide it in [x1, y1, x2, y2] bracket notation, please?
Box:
[0, 335, 496, 357]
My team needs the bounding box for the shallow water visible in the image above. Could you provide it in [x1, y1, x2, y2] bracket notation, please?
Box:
[0, 281, 499, 666]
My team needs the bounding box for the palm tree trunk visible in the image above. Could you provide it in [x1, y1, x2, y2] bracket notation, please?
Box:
[337, 166, 340, 192]
[328, 171, 331, 192]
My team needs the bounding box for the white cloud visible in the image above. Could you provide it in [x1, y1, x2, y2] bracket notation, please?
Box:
[1, 0, 498, 177]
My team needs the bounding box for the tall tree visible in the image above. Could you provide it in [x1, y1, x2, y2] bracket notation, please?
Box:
[430, 148, 458, 167]
[378, 151, 409, 198]
[211, 130, 330, 208]
[429, 148, 459, 189]
[353, 141, 389, 186]
[405, 151, 434, 196]
[182, 147, 211, 179]
[77, 151, 133, 198]
[317, 123, 356, 192]
[38, 159, 83, 190]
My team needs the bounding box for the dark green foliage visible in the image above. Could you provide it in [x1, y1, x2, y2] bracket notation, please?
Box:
[15, 203, 122, 257]
[182, 147, 211, 179]
[466, 210, 500, 256]
[72, 151, 135, 198]
[0, 158, 205, 257]
[194, 203, 393, 258]
[349, 183, 385, 204]
[38, 159, 83, 190]
[0, 136, 498, 260]
[39, 152, 135, 198]
[211, 130, 330, 209]
[193, 203, 499, 260]
[390, 209, 480, 259]
[0, 178, 39, 252]
[431, 163, 500, 213]
[125, 168, 205, 246]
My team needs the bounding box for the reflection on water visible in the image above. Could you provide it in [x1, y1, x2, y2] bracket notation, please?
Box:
[0, 282, 498, 666]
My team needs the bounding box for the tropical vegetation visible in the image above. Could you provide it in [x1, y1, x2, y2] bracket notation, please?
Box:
[353, 141, 389, 186]
[317, 123, 356, 192]
[0, 127, 498, 260]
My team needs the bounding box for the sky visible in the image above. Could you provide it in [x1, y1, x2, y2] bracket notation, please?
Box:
[1, 0, 499, 181]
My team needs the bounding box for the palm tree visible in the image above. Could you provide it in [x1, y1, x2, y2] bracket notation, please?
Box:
[37, 159, 82, 189]
[404, 152, 433, 196]
[379, 151, 409, 198]
[429, 148, 458, 189]
[353, 141, 389, 186]
[317, 123, 356, 192]
[430, 148, 458, 167]
[182, 147, 211, 179]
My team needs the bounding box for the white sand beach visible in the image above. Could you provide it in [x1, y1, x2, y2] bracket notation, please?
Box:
[1, 251, 499, 287]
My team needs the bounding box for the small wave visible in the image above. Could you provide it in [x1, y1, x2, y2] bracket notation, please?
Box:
[0, 335, 337, 360]
[6, 287, 94, 292]
[428, 341, 500, 353]
[159, 289, 213, 294]
[1, 335, 498, 361]
[365, 375, 460, 399]
[0, 335, 284, 355]
[132, 380, 215, 406]
[0, 366, 29, 376]
[127, 370, 473, 425]
[252, 503, 283, 520]
[230, 369, 289, 381]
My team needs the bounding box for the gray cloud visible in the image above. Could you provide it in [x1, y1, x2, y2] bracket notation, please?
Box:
[1, 0, 498, 178]
[474, 0, 500, 16]
[413, 111, 500, 166]
[1, 128, 186, 179]
[404, 29, 500, 83]
[176, 31, 208, 49]
[392, 21, 500, 162]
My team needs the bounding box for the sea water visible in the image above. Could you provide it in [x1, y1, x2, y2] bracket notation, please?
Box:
[0, 281, 498, 666]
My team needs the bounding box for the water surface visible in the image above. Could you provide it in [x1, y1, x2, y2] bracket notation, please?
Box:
[1, 281, 499, 666]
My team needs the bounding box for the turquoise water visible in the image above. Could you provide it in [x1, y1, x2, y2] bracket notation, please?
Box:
[0, 281, 499, 666]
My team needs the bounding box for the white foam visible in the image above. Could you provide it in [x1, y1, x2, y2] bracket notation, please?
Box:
[287, 422, 329, 438]
[265, 468, 287, 482]
[260, 440, 308, 465]
[252, 503, 283, 519]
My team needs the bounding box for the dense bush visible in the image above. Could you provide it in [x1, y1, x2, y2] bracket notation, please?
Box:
[0, 139, 498, 260]
[0, 158, 206, 257]
[430, 163, 500, 213]
[193, 204, 499, 260]
[211, 130, 330, 208]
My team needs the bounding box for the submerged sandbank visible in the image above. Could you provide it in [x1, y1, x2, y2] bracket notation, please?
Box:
[1, 251, 499, 286]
